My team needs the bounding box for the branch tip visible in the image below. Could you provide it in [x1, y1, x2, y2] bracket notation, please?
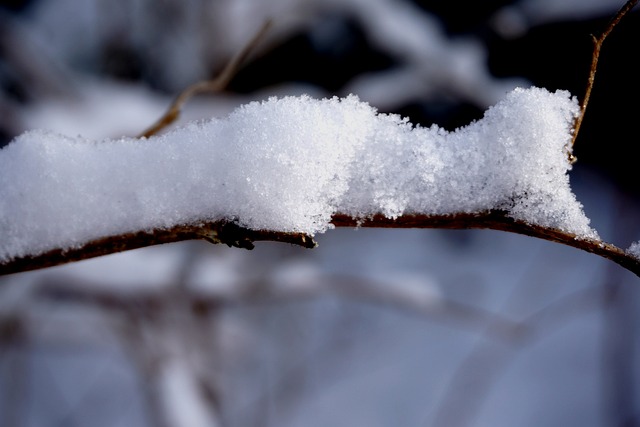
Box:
[571, 0, 638, 148]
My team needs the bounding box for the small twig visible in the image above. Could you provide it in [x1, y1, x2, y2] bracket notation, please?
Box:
[571, 0, 639, 148]
[138, 20, 272, 138]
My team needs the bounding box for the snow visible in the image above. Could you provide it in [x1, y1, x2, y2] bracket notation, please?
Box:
[0, 87, 597, 262]
[626, 241, 640, 260]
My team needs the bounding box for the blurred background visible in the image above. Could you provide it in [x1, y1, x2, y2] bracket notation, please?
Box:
[1, 0, 640, 426]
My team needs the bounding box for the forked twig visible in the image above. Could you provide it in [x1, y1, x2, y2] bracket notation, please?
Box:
[571, 0, 638, 147]
[138, 20, 272, 138]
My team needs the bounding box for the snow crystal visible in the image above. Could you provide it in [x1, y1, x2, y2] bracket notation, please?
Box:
[627, 241, 640, 261]
[0, 87, 598, 261]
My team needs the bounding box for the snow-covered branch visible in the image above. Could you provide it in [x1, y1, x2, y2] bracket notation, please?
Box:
[2, 87, 640, 277]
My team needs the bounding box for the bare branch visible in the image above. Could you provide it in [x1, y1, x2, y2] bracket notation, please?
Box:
[0, 221, 316, 276]
[333, 213, 640, 276]
[2, 211, 639, 278]
[138, 20, 272, 138]
[571, 0, 639, 148]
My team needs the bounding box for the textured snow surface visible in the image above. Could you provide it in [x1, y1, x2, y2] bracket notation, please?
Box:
[626, 241, 640, 260]
[0, 87, 597, 261]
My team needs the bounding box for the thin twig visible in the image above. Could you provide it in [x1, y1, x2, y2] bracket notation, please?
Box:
[571, 0, 639, 147]
[138, 20, 272, 138]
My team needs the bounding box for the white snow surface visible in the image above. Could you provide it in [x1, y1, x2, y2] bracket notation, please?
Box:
[627, 241, 640, 260]
[0, 87, 597, 261]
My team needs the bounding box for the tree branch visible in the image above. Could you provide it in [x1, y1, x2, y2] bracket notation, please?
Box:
[332, 212, 640, 276]
[571, 0, 638, 148]
[3, 5, 640, 278]
[0, 221, 316, 275]
[2, 211, 639, 278]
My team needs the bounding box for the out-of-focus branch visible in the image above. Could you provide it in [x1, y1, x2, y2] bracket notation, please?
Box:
[33, 270, 521, 343]
[2, 211, 640, 278]
[429, 284, 608, 427]
[571, 0, 638, 148]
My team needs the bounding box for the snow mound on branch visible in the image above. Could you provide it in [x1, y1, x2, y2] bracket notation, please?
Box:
[0, 87, 596, 261]
[626, 241, 640, 261]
